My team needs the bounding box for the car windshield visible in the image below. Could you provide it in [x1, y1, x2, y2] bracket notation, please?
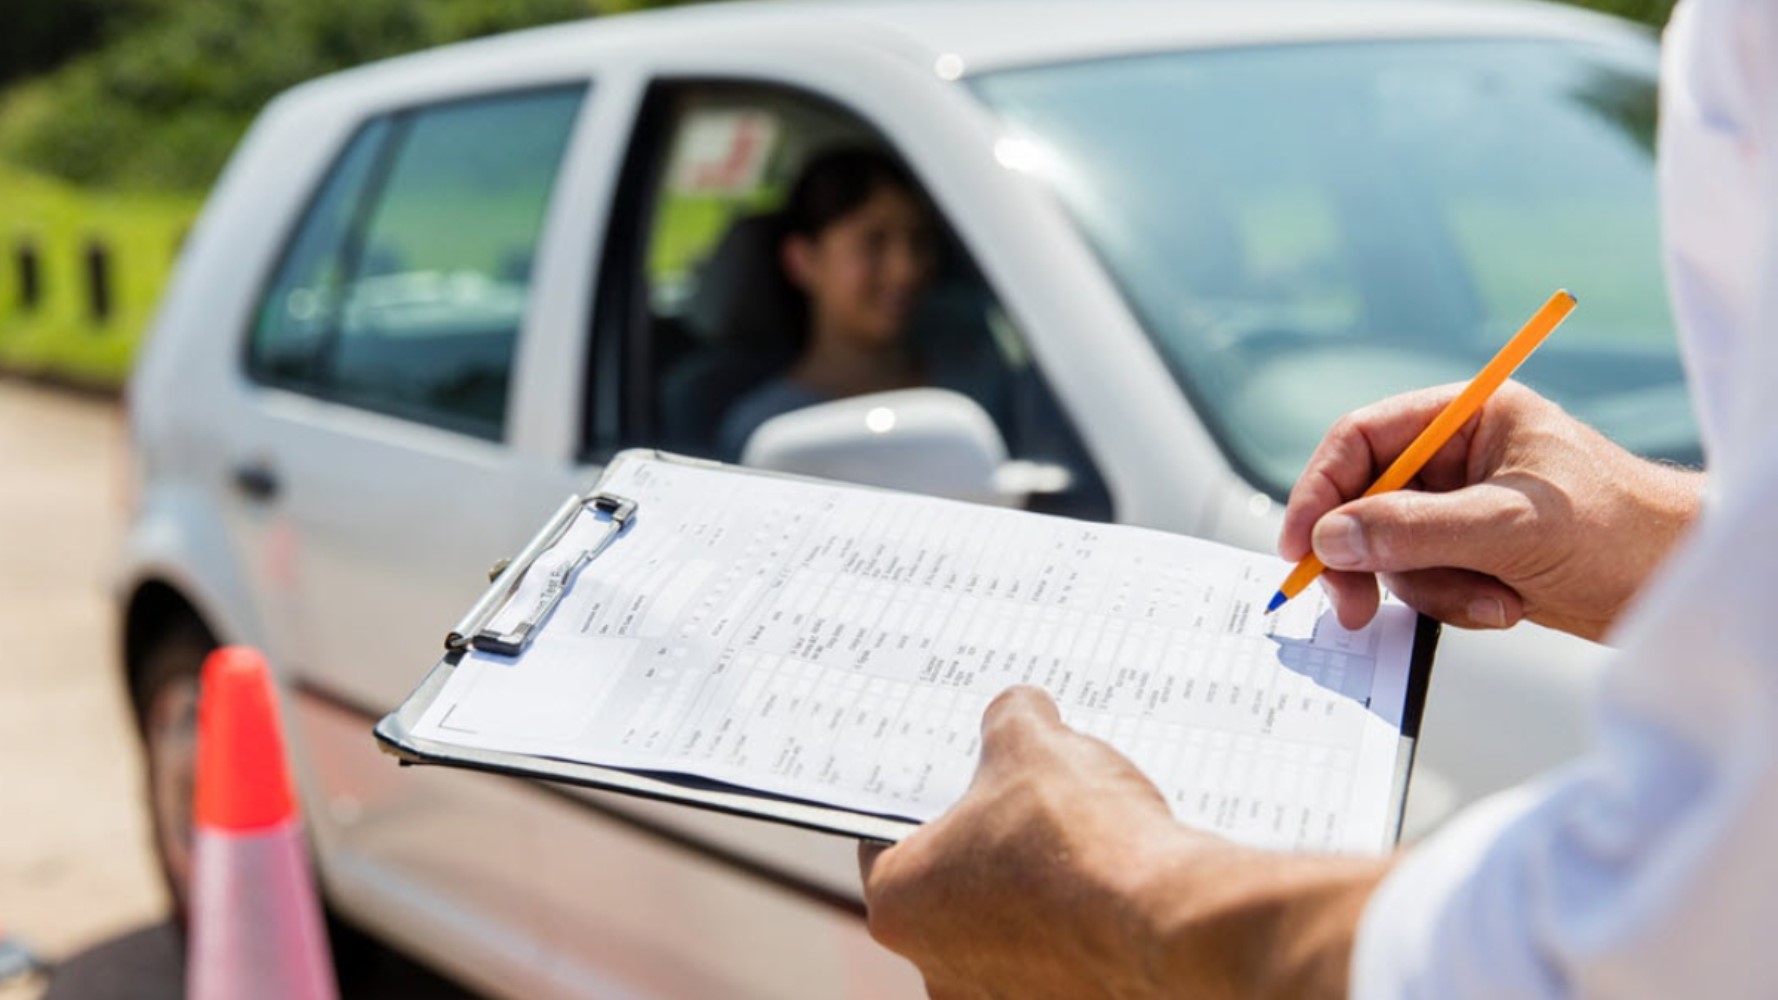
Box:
[975, 38, 1697, 496]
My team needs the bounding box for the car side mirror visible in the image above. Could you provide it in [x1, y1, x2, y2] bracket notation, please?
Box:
[738, 388, 1070, 506]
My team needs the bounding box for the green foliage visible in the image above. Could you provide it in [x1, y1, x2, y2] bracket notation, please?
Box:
[1565, 0, 1679, 26]
[596, 0, 710, 11]
[0, 0, 597, 192]
[0, 0, 119, 88]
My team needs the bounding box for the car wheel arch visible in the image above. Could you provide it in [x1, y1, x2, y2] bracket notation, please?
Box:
[122, 580, 219, 720]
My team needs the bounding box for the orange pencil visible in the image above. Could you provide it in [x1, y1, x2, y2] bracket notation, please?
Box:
[1267, 289, 1578, 613]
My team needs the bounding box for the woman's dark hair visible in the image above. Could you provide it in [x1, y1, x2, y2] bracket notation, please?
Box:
[765, 148, 930, 350]
[782, 147, 922, 238]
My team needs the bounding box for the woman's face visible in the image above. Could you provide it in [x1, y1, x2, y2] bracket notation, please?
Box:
[784, 185, 936, 348]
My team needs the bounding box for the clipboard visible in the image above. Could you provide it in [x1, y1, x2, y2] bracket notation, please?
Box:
[377, 645, 925, 843]
[375, 450, 1440, 847]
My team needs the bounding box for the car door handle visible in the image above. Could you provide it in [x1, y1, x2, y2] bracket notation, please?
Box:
[232, 461, 281, 502]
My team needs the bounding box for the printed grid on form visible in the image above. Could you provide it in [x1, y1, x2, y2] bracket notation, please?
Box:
[413, 456, 1419, 854]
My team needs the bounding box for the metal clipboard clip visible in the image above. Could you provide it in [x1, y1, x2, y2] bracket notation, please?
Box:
[445, 492, 637, 655]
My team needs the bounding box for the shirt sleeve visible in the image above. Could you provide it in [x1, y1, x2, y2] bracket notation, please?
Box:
[1351, 452, 1778, 999]
[1351, 3, 1778, 996]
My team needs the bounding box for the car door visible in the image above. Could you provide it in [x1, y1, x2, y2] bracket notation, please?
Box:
[218, 84, 607, 988]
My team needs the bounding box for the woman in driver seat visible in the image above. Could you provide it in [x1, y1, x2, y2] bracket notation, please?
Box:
[717, 148, 939, 460]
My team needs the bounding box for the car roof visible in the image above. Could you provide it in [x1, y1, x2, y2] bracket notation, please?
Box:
[665, 0, 1650, 73]
[302, 0, 1651, 103]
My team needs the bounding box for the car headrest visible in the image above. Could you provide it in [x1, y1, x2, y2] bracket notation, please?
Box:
[680, 210, 802, 355]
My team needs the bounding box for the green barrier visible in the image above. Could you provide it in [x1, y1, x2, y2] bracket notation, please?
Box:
[0, 165, 199, 390]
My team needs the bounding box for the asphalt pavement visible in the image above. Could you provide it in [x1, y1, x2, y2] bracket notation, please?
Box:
[0, 378, 474, 1000]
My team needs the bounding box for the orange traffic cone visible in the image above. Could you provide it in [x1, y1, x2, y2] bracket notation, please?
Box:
[187, 647, 336, 1000]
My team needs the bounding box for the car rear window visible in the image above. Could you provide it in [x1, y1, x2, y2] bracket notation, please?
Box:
[247, 85, 585, 439]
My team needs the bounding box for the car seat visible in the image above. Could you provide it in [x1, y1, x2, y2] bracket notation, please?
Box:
[656, 211, 802, 454]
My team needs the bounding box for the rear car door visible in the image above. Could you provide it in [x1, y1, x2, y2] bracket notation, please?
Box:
[218, 85, 601, 984]
[232, 85, 587, 717]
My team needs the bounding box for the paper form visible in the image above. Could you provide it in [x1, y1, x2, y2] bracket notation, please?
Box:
[413, 456, 1422, 854]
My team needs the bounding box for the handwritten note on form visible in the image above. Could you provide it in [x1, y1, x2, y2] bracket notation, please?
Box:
[412, 455, 1424, 854]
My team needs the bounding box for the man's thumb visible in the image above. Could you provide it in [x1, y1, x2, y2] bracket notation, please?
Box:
[1312, 485, 1532, 575]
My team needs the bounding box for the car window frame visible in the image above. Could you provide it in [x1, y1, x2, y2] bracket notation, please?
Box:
[242, 80, 593, 443]
[241, 115, 400, 398]
[590, 78, 891, 460]
[584, 82, 677, 459]
[582, 76, 1115, 524]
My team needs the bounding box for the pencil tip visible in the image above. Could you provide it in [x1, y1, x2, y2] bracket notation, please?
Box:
[1266, 591, 1286, 613]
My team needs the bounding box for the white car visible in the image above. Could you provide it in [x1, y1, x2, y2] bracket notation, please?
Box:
[120, 1, 1690, 996]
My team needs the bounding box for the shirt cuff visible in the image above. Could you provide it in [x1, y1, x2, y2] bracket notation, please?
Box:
[1349, 782, 1550, 999]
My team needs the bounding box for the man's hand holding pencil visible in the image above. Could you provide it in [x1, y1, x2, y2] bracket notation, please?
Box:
[1278, 380, 1704, 642]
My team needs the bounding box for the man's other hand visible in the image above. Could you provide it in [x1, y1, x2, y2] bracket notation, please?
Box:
[1280, 382, 1703, 641]
[859, 687, 1386, 1000]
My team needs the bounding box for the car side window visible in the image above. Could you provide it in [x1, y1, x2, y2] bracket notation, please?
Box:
[248, 86, 585, 439]
[600, 83, 1113, 521]
[248, 118, 392, 388]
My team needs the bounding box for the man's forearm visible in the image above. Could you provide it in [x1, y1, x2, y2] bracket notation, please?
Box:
[1636, 461, 1706, 568]
[1133, 835, 1391, 1000]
